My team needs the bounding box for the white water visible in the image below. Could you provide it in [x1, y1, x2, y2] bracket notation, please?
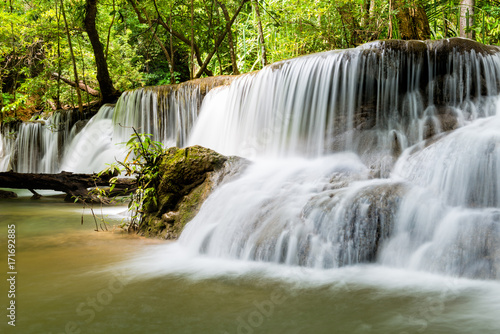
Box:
[0, 83, 213, 173]
[189, 41, 500, 162]
[2, 39, 500, 282]
[59, 105, 119, 173]
[173, 108, 500, 279]
[177, 42, 500, 280]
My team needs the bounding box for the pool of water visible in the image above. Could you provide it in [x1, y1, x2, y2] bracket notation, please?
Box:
[1, 196, 500, 334]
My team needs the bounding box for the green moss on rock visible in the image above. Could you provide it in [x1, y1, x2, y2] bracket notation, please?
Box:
[138, 145, 247, 240]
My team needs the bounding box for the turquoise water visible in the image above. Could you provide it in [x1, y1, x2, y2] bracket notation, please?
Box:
[1, 195, 500, 334]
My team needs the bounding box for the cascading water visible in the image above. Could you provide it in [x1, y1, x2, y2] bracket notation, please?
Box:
[0, 109, 83, 173]
[177, 39, 500, 280]
[2, 38, 500, 281]
[0, 77, 232, 173]
[189, 39, 500, 164]
[379, 110, 500, 279]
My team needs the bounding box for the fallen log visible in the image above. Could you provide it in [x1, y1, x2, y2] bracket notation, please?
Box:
[0, 171, 135, 203]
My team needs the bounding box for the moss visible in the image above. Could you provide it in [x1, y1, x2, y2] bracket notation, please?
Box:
[138, 145, 241, 240]
[140, 217, 167, 238]
[174, 179, 213, 233]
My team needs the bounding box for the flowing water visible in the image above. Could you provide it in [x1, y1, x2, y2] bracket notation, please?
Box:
[1, 39, 500, 332]
[1, 195, 500, 333]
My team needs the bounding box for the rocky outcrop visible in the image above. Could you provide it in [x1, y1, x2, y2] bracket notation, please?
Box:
[139, 145, 248, 239]
[302, 181, 407, 266]
[331, 38, 500, 144]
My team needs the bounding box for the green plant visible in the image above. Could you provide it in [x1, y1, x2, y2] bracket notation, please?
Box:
[100, 128, 164, 230]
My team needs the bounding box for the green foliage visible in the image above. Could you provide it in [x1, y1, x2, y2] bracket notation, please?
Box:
[1, 93, 26, 113]
[100, 129, 165, 229]
[1, 0, 500, 123]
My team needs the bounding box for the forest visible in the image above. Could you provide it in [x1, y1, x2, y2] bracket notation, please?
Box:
[0, 0, 499, 122]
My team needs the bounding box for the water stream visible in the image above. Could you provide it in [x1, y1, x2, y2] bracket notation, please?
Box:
[1, 39, 500, 332]
[1, 196, 500, 333]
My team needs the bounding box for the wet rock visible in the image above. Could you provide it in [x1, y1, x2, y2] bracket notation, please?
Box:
[302, 181, 408, 267]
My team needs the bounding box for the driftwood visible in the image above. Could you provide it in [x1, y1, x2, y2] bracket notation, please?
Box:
[51, 72, 101, 97]
[0, 171, 135, 203]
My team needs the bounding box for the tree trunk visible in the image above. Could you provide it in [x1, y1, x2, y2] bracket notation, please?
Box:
[460, 0, 474, 39]
[0, 171, 135, 203]
[105, 0, 116, 60]
[145, 0, 214, 76]
[55, 0, 62, 109]
[190, 0, 195, 79]
[218, 1, 240, 75]
[169, 4, 175, 82]
[395, 0, 431, 40]
[195, 0, 249, 78]
[84, 0, 120, 103]
[251, 0, 267, 67]
[61, 0, 83, 115]
[140, 1, 176, 83]
[337, 3, 362, 46]
[388, 0, 393, 39]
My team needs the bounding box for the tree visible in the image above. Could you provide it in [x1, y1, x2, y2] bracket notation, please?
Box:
[395, 0, 431, 40]
[251, 0, 267, 66]
[2, 0, 500, 124]
[84, 0, 120, 103]
[460, 0, 475, 38]
[217, 0, 240, 75]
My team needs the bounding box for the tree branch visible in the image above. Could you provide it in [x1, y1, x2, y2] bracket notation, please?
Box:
[195, 0, 249, 78]
[51, 73, 100, 97]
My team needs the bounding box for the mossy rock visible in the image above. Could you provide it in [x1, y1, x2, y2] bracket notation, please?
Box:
[154, 145, 228, 214]
[139, 146, 248, 239]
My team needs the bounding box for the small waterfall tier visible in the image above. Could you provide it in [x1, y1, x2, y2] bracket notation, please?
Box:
[181, 109, 500, 279]
[189, 38, 500, 173]
[0, 76, 233, 173]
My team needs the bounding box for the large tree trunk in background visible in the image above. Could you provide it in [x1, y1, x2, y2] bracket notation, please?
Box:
[84, 0, 120, 103]
[460, 0, 475, 39]
[395, 0, 431, 40]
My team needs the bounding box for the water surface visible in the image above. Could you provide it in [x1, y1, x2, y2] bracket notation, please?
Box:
[1, 196, 499, 334]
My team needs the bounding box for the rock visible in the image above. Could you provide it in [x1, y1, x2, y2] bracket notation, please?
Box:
[161, 211, 178, 224]
[139, 146, 248, 239]
[303, 181, 407, 266]
[0, 189, 17, 199]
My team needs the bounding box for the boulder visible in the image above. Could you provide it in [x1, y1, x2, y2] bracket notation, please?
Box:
[139, 145, 248, 239]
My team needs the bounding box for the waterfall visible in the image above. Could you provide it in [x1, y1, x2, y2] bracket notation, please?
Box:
[59, 105, 117, 173]
[2, 38, 500, 279]
[0, 77, 232, 173]
[189, 39, 500, 175]
[178, 39, 500, 280]
[0, 110, 82, 173]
